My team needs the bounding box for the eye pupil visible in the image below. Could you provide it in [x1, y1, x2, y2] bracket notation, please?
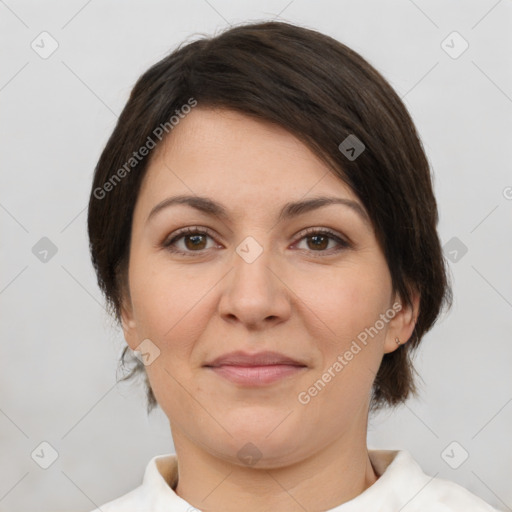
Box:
[185, 234, 207, 250]
[308, 235, 328, 250]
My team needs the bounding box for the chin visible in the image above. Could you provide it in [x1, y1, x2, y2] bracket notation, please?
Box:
[205, 420, 305, 466]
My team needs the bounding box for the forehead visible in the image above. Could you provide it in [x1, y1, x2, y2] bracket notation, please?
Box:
[135, 107, 363, 221]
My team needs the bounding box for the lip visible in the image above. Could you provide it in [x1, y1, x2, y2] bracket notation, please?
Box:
[203, 350, 307, 386]
[204, 350, 306, 367]
[208, 364, 306, 386]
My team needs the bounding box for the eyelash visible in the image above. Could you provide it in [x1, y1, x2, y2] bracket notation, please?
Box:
[161, 226, 351, 257]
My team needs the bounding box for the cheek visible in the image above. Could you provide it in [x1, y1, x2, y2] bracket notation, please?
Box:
[130, 266, 214, 412]
[292, 261, 391, 343]
[129, 261, 217, 355]
[298, 266, 390, 409]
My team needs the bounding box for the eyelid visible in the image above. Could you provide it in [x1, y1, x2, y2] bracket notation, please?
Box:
[161, 226, 220, 250]
[293, 227, 351, 254]
[296, 226, 348, 243]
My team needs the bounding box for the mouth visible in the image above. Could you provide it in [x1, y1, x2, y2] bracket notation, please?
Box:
[205, 364, 307, 386]
[203, 350, 308, 386]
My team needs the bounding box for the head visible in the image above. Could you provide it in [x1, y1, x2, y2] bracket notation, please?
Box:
[88, 20, 452, 463]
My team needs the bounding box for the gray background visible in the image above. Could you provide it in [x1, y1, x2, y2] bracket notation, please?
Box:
[1, 1, 511, 511]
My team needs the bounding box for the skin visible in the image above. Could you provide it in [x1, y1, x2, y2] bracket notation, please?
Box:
[120, 107, 420, 512]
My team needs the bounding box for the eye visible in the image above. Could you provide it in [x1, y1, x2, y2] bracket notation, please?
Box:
[162, 226, 218, 256]
[293, 228, 350, 256]
[161, 226, 350, 257]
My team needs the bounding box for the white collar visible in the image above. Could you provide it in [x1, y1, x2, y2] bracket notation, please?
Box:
[95, 449, 498, 511]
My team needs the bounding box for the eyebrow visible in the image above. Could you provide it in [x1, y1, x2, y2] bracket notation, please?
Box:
[146, 194, 370, 226]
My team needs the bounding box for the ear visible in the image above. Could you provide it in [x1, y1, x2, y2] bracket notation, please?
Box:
[383, 286, 420, 354]
[120, 294, 139, 352]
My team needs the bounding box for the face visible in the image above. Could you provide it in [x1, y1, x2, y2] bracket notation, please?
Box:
[121, 107, 418, 468]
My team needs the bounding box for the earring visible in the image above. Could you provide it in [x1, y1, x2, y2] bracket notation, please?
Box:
[395, 337, 401, 346]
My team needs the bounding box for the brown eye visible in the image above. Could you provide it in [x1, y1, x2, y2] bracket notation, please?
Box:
[295, 228, 350, 255]
[162, 226, 350, 257]
[306, 233, 330, 251]
[163, 227, 216, 256]
[182, 233, 208, 250]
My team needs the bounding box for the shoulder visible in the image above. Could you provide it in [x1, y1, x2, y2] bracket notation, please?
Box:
[88, 485, 146, 512]
[411, 475, 500, 511]
[87, 452, 179, 512]
[377, 450, 499, 511]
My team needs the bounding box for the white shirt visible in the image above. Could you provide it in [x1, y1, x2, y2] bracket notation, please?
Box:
[90, 449, 499, 511]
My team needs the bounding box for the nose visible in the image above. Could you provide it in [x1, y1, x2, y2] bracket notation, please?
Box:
[218, 236, 292, 330]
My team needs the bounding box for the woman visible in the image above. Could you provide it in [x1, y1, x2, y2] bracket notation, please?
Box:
[87, 20, 499, 511]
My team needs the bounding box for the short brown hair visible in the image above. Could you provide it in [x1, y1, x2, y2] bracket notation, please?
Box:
[87, 20, 452, 414]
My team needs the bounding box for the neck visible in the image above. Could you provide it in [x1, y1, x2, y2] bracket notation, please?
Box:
[171, 427, 379, 512]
